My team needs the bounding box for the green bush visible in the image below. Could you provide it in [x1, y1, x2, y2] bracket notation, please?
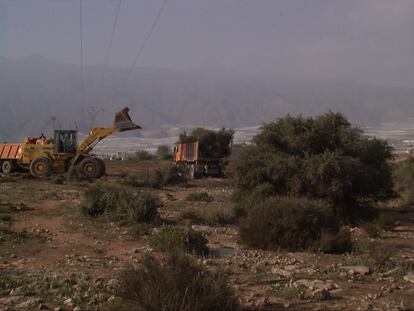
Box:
[179, 128, 234, 158]
[51, 175, 65, 185]
[232, 112, 394, 222]
[394, 157, 414, 206]
[80, 186, 159, 224]
[0, 213, 12, 224]
[318, 228, 353, 254]
[239, 196, 343, 251]
[182, 205, 236, 226]
[66, 165, 89, 183]
[123, 166, 186, 189]
[117, 252, 238, 311]
[132, 150, 155, 161]
[150, 226, 209, 256]
[156, 145, 174, 161]
[362, 222, 382, 238]
[129, 223, 152, 237]
[185, 192, 213, 202]
[364, 243, 396, 266]
[163, 165, 187, 186]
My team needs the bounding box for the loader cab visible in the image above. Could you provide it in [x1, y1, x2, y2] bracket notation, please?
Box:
[54, 130, 78, 154]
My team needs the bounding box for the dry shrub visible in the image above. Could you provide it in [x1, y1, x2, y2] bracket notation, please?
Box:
[239, 196, 351, 252]
[182, 205, 236, 226]
[362, 222, 382, 238]
[150, 226, 209, 256]
[365, 243, 396, 266]
[185, 192, 213, 202]
[124, 166, 186, 189]
[318, 228, 353, 254]
[117, 252, 238, 311]
[131, 150, 155, 161]
[80, 186, 159, 224]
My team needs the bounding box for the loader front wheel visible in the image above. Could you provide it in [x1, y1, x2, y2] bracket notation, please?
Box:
[30, 157, 52, 178]
[79, 157, 103, 179]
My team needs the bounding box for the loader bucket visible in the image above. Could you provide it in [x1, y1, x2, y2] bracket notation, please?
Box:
[114, 107, 142, 131]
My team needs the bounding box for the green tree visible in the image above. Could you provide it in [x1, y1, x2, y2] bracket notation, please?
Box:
[232, 112, 394, 221]
[179, 128, 234, 158]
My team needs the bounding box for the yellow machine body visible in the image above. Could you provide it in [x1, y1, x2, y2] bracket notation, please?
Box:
[0, 107, 140, 178]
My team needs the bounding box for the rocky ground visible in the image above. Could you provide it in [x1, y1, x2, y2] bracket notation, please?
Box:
[0, 160, 414, 311]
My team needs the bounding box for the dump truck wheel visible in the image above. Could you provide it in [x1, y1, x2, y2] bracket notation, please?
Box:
[95, 158, 106, 179]
[2, 161, 15, 175]
[30, 157, 52, 178]
[79, 157, 103, 179]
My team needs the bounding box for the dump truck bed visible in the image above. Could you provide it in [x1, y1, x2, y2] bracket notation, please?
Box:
[175, 142, 200, 162]
[0, 144, 23, 160]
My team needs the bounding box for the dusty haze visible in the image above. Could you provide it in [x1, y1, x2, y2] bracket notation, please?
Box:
[0, 0, 413, 140]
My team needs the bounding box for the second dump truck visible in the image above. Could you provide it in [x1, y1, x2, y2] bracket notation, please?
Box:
[174, 129, 233, 179]
[0, 107, 140, 178]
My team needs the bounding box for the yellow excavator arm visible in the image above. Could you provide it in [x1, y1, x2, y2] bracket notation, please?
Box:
[76, 107, 141, 156]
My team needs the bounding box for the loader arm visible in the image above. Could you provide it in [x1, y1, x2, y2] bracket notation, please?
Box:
[76, 107, 141, 157]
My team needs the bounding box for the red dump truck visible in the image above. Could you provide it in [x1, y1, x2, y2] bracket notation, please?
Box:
[0, 144, 23, 174]
[174, 141, 225, 179]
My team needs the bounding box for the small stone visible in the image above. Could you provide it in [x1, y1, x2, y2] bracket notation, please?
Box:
[312, 288, 330, 300]
[73, 307, 81, 311]
[271, 267, 293, 277]
[106, 279, 118, 288]
[340, 265, 370, 276]
[404, 273, 414, 284]
[64, 298, 74, 307]
[54, 308, 62, 311]
[259, 297, 271, 306]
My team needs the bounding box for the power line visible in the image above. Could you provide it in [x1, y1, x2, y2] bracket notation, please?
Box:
[100, 0, 122, 86]
[126, 0, 169, 81]
[79, 0, 85, 113]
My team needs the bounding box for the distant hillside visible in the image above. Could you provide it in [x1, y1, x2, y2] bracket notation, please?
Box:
[1, 56, 413, 141]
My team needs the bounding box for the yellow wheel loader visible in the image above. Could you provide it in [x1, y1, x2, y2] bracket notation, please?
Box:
[0, 107, 141, 179]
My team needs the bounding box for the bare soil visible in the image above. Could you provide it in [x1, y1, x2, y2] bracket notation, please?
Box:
[1, 160, 414, 311]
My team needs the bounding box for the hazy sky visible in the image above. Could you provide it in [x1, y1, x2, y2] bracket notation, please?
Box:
[1, 0, 413, 88]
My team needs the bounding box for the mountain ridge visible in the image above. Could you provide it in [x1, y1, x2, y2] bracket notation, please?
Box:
[1, 56, 413, 141]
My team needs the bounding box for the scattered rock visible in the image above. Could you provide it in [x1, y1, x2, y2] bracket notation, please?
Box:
[340, 265, 370, 276]
[284, 264, 300, 271]
[271, 267, 293, 277]
[14, 202, 31, 211]
[210, 246, 243, 257]
[15, 298, 41, 309]
[64, 298, 74, 307]
[0, 296, 25, 305]
[403, 273, 414, 284]
[191, 225, 213, 233]
[312, 288, 330, 300]
[259, 297, 271, 306]
[106, 278, 119, 289]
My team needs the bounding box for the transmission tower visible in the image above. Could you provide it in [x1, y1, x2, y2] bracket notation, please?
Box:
[86, 106, 104, 128]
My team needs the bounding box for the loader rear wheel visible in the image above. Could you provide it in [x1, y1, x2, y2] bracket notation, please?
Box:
[95, 158, 106, 179]
[79, 157, 103, 179]
[30, 157, 52, 178]
[2, 160, 16, 175]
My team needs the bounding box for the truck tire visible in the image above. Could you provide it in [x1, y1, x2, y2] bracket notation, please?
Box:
[30, 157, 52, 178]
[79, 157, 103, 179]
[95, 158, 106, 179]
[2, 160, 16, 175]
